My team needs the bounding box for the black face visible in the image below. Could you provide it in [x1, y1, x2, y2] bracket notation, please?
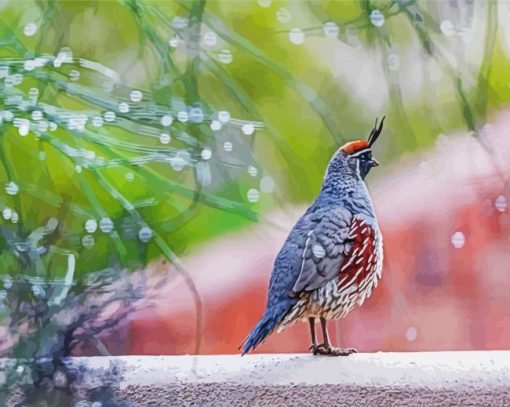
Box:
[357, 150, 379, 179]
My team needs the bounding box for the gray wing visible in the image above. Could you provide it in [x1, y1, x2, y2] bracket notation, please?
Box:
[292, 207, 353, 293]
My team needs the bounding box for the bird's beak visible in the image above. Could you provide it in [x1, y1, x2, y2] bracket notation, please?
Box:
[371, 158, 380, 167]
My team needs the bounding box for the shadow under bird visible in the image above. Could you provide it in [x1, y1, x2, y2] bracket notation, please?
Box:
[242, 118, 385, 356]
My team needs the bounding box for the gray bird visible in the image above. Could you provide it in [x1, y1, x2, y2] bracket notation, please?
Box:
[242, 118, 385, 356]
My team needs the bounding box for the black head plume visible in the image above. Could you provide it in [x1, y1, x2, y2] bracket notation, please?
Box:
[367, 116, 385, 147]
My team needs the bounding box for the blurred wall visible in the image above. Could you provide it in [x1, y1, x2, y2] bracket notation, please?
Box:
[120, 111, 510, 355]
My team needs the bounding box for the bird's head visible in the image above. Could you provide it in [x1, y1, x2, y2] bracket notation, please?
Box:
[326, 117, 385, 180]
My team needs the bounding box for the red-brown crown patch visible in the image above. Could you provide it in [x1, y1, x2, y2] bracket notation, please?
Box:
[340, 140, 370, 155]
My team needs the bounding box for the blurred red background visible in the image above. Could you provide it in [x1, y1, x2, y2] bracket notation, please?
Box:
[105, 112, 510, 355]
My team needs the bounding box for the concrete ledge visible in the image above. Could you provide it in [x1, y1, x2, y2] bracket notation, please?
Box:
[59, 351, 510, 406]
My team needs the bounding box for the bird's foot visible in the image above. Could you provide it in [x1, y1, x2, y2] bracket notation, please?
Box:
[312, 344, 357, 356]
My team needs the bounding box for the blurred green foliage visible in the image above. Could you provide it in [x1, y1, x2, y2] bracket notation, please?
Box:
[0, 0, 508, 281]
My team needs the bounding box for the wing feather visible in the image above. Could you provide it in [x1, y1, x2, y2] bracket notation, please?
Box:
[292, 207, 352, 293]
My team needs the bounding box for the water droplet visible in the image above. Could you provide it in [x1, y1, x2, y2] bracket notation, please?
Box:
[189, 107, 204, 123]
[169, 36, 180, 48]
[68, 114, 88, 132]
[82, 235, 94, 249]
[91, 402, 102, 407]
[35, 121, 47, 134]
[161, 115, 173, 127]
[15, 240, 28, 252]
[23, 23, 37, 37]
[440, 20, 455, 37]
[288, 28, 305, 45]
[92, 116, 104, 127]
[104, 111, 116, 122]
[28, 87, 39, 98]
[139, 226, 153, 243]
[75, 165, 82, 173]
[46, 217, 58, 231]
[3, 277, 12, 290]
[130, 90, 143, 103]
[260, 176, 275, 193]
[495, 195, 507, 212]
[59, 47, 73, 60]
[16, 365, 23, 374]
[201, 148, 212, 160]
[451, 231, 465, 249]
[203, 31, 217, 47]
[118, 102, 129, 113]
[248, 166, 258, 177]
[38, 151, 46, 160]
[323, 22, 339, 38]
[276, 8, 291, 23]
[178, 149, 191, 161]
[99, 217, 114, 233]
[28, 56, 47, 69]
[49, 121, 57, 131]
[32, 284, 45, 297]
[171, 156, 186, 171]
[5, 182, 19, 195]
[258, 0, 272, 7]
[242, 123, 255, 135]
[69, 70, 80, 81]
[2, 111, 13, 121]
[218, 49, 233, 64]
[247, 188, 260, 203]
[175, 111, 187, 123]
[31, 110, 43, 121]
[24, 60, 36, 71]
[387, 54, 400, 71]
[18, 123, 29, 137]
[11, 211, 18, 223]
[2, 208, 12, 220]
[125, 172, 134, 182]
[83, 149, 95, 160]
[370, 10, 385, 27]
[210, 120, 221, 131]
[85, 219, 97, 233]
[311, 244, 326, 259]
[159, 133, 171, 144]
[223, 141, 233, 152]
[218, 111, 230, 123]
[406, 326, 417, 342]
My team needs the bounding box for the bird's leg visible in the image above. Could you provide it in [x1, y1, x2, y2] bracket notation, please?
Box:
[313, 317, 357, 356]
[308, 318, 318, 353]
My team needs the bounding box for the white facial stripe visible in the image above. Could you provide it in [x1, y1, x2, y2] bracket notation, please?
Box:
[350, 148, 371, 158]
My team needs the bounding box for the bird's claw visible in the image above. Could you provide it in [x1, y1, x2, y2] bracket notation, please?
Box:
[311, 343, 357, 356]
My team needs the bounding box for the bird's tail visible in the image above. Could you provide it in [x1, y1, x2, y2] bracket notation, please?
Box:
[240, 309, 282, 355]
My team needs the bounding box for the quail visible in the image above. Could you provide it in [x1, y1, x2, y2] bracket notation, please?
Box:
[242, 118, 385, 356]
